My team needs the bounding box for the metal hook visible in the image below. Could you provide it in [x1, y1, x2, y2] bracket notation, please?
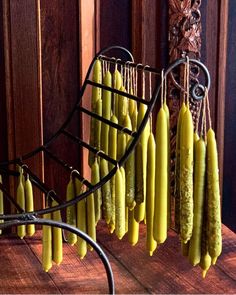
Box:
[71, 169, 81, 178]
[115, 58, 122, 72]
[71, 169, 87, 189]
[21, 164, 28, 169]
[116, 161, 120, 170]
[135, 63, 143, 71]
[21, 164, 29, 178]
[46, 189, 57, 203]
[124, 60, 131, 89]
[143, 64, 150, 71]
[109, 56, 117, 72]
[133, 63, 141, 97]
[143, 65, 151, 99]
[125, 61, 132, 92]
[95, 149, 104, 158]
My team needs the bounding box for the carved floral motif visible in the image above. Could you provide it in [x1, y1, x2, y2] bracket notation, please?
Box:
[168, 0, 202, 197]
[169, 0, 202, 61]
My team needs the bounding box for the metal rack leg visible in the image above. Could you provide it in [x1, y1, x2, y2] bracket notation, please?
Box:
[0, 218, 115, 295]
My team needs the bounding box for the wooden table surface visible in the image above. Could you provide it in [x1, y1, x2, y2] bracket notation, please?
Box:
[0, 222, 235, 294]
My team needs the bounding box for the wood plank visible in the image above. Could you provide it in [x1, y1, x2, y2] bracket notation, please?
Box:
[222, 0, 236, 233]
[79, 0, 96, 182]
[2, 0, 16, 166]
[0, 1, 8, 164]
[0, 1, 11, 215]
[25, 232, 146, 294]
[131, 0, 167, 125]
[97, 222, 236, 294]
[216, 0, 228, 196]
[40, 0, 80, 200]
[201, 0, 220, 131]
[0, 235, 59, 294]
[4, 0, 44, 210]
[0, 224, 235, 294]
[9, 0, 43, 161]
[100, 0, 131, 51]
[2, 0, 17, 210]
[132, 0, 168, 68]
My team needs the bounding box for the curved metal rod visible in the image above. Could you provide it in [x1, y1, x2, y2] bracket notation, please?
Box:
[0, 56, 211, 219]
[0, 46, 134, 167]
[0, 217, 115, 295]
[166, 57, 211, 100]
[95, 45, 134, 62]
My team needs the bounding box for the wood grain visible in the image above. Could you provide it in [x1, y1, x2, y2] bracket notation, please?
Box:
[0, 236, 58, 294]
[40, 0, 80, 199]
[216, 0, 228, 196]
[100, 0, 131, 51]
[25, 232, 146, 294]
[97, 222, 236, 294]
[132, 0, 168, 68]
[0, 1, 8, 164]
[2, 0, 44, 210]
[201, 0, 220, 130]
[222, 0, 236, 233]
[0, 1, 11, 216]
[0, 224, 235, 294]
[79, 0, 96, 182]
[131, 0, 168, 125]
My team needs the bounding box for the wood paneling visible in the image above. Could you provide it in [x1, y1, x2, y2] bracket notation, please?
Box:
[0, 1, 11, 216]
[223, 0, 236, 232]
[41, 0, 79, 142]
[216, 0, 228, 196]
[201, 1, 220, 131]
[131, 0, 168, 123]
[79, 0, 96, 181]
[100, 0, 131, 51]
[132, 0, 168, 68]
[2, 0, 44, 210]
[201, 0, 234, 231]
[40, 0, 80, 197]
[0, 1, 8, 164]
[9, 0, 43, 158]
[1, 0, 81, 208]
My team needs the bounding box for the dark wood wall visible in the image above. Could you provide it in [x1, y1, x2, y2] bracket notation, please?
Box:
[201, 1, 236, 231]
[1, 0, 81, 209]
[0, 0, 133, 211]
[40, 0, 80, 200]
[222, 0, 236, 232]
[100, 0, 131, 51]
[2, 0, 44, 208]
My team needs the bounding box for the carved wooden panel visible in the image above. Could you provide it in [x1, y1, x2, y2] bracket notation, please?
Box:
[168, 0, 202, 196]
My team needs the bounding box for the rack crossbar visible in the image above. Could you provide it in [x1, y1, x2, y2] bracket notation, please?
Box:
[86, 80, 150, 105]
[99, 55, 161, 75]
[0, 182, 24, 213]
[20, 164, 63, 205]
[62, 130, 118, 166]
[77, 106, 136, 137]
[43, 147, 93, 189]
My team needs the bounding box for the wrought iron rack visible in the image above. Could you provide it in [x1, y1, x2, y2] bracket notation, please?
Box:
[0, 46, 210, 295]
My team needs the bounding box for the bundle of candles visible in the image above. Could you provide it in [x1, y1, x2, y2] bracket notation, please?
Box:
[63, 58, 221, 278]
[0, 57, 221, 279]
